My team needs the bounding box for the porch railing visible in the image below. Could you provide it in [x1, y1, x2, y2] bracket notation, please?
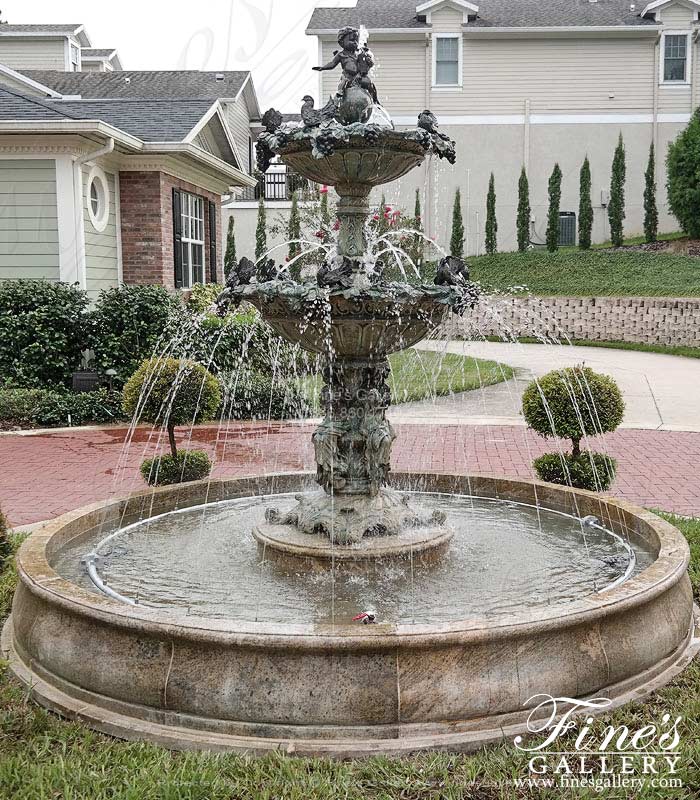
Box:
[236, 169, 315, 202]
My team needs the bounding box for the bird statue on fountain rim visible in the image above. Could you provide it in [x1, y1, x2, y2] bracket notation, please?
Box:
[434, 255, 471, 287]
[300, 95, 337, 128]
[418, 109, 440, 135]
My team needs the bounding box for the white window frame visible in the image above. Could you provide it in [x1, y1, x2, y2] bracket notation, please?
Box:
[86, 165, 110, 233]
[69, 42, 81, 72]
[432, 34, 463, 90]
[660, 30, 692, 85]
[180, 192, 206, 288]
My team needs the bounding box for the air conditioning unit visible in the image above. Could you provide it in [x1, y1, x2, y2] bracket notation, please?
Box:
[559, 212, 577, 247]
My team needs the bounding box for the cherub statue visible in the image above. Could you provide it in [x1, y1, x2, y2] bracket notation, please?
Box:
[313, 26, 379, 107]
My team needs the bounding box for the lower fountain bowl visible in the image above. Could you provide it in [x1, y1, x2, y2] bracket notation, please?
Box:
[2, 472, 697, 757]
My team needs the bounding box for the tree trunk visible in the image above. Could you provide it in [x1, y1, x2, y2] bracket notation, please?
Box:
[168, 424, 178, 460]
[571, 438, 581, 459]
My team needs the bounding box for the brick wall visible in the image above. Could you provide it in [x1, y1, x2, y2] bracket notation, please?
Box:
[119, 171, 223, 288]
[449, 295, 700, 347]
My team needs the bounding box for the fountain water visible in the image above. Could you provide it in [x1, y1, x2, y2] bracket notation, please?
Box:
[2, 27, 697, 756]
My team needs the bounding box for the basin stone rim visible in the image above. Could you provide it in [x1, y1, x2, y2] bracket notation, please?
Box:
[14, 472, 690, 649]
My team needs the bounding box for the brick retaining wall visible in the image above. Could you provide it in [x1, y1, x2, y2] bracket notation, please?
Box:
[448, 296, 700, 347]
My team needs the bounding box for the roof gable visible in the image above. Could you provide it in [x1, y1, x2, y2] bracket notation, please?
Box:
[641, 0, 700, 18]
[416, 0, 479, 23]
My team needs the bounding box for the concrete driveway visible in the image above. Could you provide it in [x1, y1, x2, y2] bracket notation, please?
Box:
[389, 341, 700, 432]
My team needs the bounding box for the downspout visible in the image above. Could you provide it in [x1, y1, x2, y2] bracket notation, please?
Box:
[652, 33, 660, 181]
[77, 136, 115, 166]
[692, 29, 699, 112]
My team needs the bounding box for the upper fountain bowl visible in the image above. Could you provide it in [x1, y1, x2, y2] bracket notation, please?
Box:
[279, 130, 426, 192]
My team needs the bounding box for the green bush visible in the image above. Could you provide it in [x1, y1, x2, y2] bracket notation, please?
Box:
[123, 357, 221, 464]
[522, 366, 624, 451]
[140, 450, 212, 486]
[0, 280, 89, 389]
[533, 453, 618, 492]
[225, 373, 308, 421]
[667, 108, 700, 239]
[186, 283, 222, 314]
[90, 285, 180, 386]
[522, 366, 624, 490]
[0, 506, 10, 572]
[0, 387, 125, 429]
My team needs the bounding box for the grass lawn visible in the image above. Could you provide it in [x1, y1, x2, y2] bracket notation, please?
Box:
[1, 514, 698, 798]
[471, 249, 700, 297]
[301, 349, 514, 411]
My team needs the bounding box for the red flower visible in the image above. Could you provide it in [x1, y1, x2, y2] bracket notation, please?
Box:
[315, 230, 325, 238]
[385, 205, 392, 212]
[333, 219, 341, 230]
[320, 185, 329, 194]
[373, 214, 380, 221]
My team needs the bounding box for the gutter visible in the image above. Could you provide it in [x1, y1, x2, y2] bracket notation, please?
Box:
[76, 136, 114, 165]
[461, 25, 661, 38]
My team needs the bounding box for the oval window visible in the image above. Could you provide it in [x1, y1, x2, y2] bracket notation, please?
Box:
[86, 167, 110, 232]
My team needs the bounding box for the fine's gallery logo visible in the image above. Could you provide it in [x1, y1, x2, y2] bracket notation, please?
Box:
[513, 695, 684, 792]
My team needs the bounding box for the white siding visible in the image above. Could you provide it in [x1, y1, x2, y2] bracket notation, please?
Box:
[225, 98, 253, 173]
[659, 4, 696, 27]
[0, 39, 65, 70]
[82, 166, 119, 300]
[0, 158, 59, 281]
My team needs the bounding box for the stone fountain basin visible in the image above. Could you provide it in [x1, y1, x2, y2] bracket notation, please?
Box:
[3, 472, 697, 757]
[249, 290, 451, 357]
[279, 134, 426, 189]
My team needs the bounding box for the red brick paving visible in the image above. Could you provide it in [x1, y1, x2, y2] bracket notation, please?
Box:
[0, 423, 698, 527]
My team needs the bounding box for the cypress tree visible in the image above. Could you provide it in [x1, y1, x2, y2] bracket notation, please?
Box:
[255, 196, 267, 261]
[578, 156, 593, 250]
[288, 190, 301, 261]
[320, 189, 330, 230]
[644, 142, 658, 244]
[516, 167, 530, 253]
[485, 173, 498, 255]
[223, 216, 236, 277]
[450, 187, 465, 258]
[608, 133, 626, 248]
[412, 189, 424, 267]
[546, 163, 562, 253]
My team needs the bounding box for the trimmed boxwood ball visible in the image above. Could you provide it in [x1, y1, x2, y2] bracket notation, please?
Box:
[123, 358, 221, 482]
[534, 453, 618, 493]
[523, 365, 624, 491]
[522, 366, 624, 457]
[140, 451, 212, 487]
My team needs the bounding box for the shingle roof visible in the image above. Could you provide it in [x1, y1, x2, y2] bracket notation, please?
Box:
[51, 98, 216, 141]
[0, 23, 82, 34]
[0, 85, 72, 119]
[307, 0, 659, 31]
[0, 84, 216, 142]
[21, 70, 251, 99]
[81, 48, 116, 58]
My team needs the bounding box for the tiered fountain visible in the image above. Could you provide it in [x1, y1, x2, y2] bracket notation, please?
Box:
[2, 28, 697, 756]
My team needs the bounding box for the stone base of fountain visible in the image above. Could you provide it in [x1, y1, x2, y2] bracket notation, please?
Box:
[3, 473, 697, 758]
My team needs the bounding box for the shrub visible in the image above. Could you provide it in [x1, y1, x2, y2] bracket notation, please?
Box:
[579, 156, 593, 250]
[485, 173, 497, 255]
[288, 190, 302, 262]
[90, 285, 180, 386]
[666, 108, 700, 238]
[224, 373, 308, 421]
[546, 163, 562, 253]
[187, 283, 222, 314]
[122, 357, 221, 462]
[522, 366, 624, 491]
[517, 167, 530, 253]
[0, 280, 89, 389]
[0, 386, 125, 430]
[140, 450, 212, 487]
[609, 133, 626, 247]
[450, 188, 465, 258]
[533, 453, 618, 492]
[0, 506, 10, 572]
[644, 142, 659, 244]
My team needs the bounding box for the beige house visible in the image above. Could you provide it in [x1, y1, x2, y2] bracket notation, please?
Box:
[299, 0, 700, 254]
[0, 24, 258, 297]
